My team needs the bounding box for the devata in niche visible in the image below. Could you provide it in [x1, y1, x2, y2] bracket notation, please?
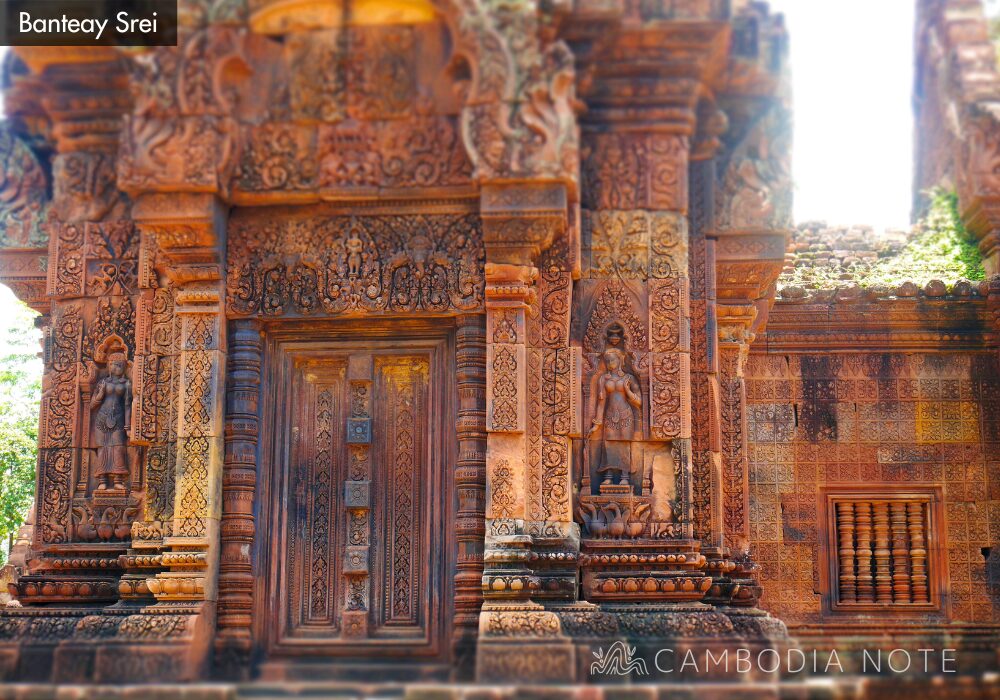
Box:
[90, 348, 132, 492]
[586, 324, 642, 492]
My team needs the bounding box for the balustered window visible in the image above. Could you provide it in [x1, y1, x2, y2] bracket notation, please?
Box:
[824, 490, 942, 613]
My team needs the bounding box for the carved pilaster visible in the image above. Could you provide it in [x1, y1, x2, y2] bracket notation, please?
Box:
[454, 314, 487, 668]
[717, 304, 754, 550]
[132, 194, 227, 613]
[215, 319, 262, 676]
[7, 56, 135, 607]
[483, 261, 536, 598]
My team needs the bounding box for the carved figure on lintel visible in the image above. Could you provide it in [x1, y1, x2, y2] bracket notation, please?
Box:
[90, 338, 132, 493]
[586, 323, 642, 494]
[346, 232, 364, 278]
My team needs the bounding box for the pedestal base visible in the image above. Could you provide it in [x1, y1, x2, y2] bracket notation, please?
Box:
[0, 601, 213, 682]
[475, 601, 790, 683]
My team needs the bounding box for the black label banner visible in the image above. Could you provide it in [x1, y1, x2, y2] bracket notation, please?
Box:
[1, 1, 178, 46]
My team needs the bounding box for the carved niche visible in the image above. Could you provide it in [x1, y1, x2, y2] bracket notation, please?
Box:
[576, 292, 681, 538]
[571, 277, 706, 604]
[37, 220, 145, 551]
[71, 302, 143, 544]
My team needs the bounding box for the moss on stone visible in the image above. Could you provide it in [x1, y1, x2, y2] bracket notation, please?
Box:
[779, 190, 985, 291]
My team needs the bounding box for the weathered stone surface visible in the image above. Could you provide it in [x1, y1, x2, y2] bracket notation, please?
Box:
[0, 0, 995, 688]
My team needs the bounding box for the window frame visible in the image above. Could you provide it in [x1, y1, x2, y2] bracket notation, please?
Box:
[818, 486, 948, 618]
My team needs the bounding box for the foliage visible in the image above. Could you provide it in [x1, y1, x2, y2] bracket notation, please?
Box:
[780, 189, 986, 290]
[0, 293, 40, 566]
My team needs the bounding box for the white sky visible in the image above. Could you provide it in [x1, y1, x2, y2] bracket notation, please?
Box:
[0, 3, 919, 332]
[769, 0, 915, 231]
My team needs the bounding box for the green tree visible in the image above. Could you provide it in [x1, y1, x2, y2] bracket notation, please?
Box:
[0, 289, 41, 566]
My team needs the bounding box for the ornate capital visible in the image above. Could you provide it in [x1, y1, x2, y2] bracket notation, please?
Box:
[132, 193, 227, 284]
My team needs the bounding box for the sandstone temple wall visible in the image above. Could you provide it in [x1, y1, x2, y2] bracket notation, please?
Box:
[0, 0, 997, 687]
[747, 289, 1000, 664]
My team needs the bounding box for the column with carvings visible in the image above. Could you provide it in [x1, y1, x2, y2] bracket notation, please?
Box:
[5, 53, 133, 596]
[453, 314, 487, 672]
[111, 18, 244, 678]
[477, 182, 581, 682]
[130, 193, 229, 680]
[457, 0, 585, 679]
[688, 109, 742, 603]
[710, 2, 793, 615]
[0, 47, 170, 682]
[567, 13, 718, 612]
[215, 319, 262, 676]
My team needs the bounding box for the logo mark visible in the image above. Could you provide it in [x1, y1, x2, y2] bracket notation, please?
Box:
[590, 641, 649, 676]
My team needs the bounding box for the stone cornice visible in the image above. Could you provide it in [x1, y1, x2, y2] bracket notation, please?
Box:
[754, 296, 992, 352]
[563, 9, 731, 133]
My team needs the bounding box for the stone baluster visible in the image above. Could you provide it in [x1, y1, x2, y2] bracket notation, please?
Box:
[873, 501, 892, 603]
[890, 501, 911, 603]
[836, 501, 856, 603]
[855, 501, 875, 603]
[908, 501, 930, 603]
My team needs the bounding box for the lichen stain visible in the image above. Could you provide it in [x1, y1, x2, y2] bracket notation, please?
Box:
[799, 355, 837, 443]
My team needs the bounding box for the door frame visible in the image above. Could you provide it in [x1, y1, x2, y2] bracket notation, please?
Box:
[252, 318, 457, 667]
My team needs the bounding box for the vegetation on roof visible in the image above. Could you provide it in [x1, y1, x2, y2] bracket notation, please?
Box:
[779, 189, 985, 291]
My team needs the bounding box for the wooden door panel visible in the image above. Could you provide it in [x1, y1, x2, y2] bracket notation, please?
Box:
[262, 333, 449, 661]
[373, 356, 428, 635]
[285, 363, 345, 635]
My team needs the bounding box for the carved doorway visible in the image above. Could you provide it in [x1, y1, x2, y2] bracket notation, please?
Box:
[257, 323, 454, 675]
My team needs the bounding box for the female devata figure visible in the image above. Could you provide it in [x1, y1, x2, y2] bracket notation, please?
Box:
[587, 345, 642, 491]
[90, 351, 131, 491]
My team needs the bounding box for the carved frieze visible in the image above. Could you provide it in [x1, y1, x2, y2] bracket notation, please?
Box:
[119, 115, 239, 195]
[226, 211, 485, 317]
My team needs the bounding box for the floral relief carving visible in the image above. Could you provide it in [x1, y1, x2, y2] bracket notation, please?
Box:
[584, 211, 649, 279]
[490, 344, 520, 432]
[490, 459, 516, 520]
[582, 133, 688, 211]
